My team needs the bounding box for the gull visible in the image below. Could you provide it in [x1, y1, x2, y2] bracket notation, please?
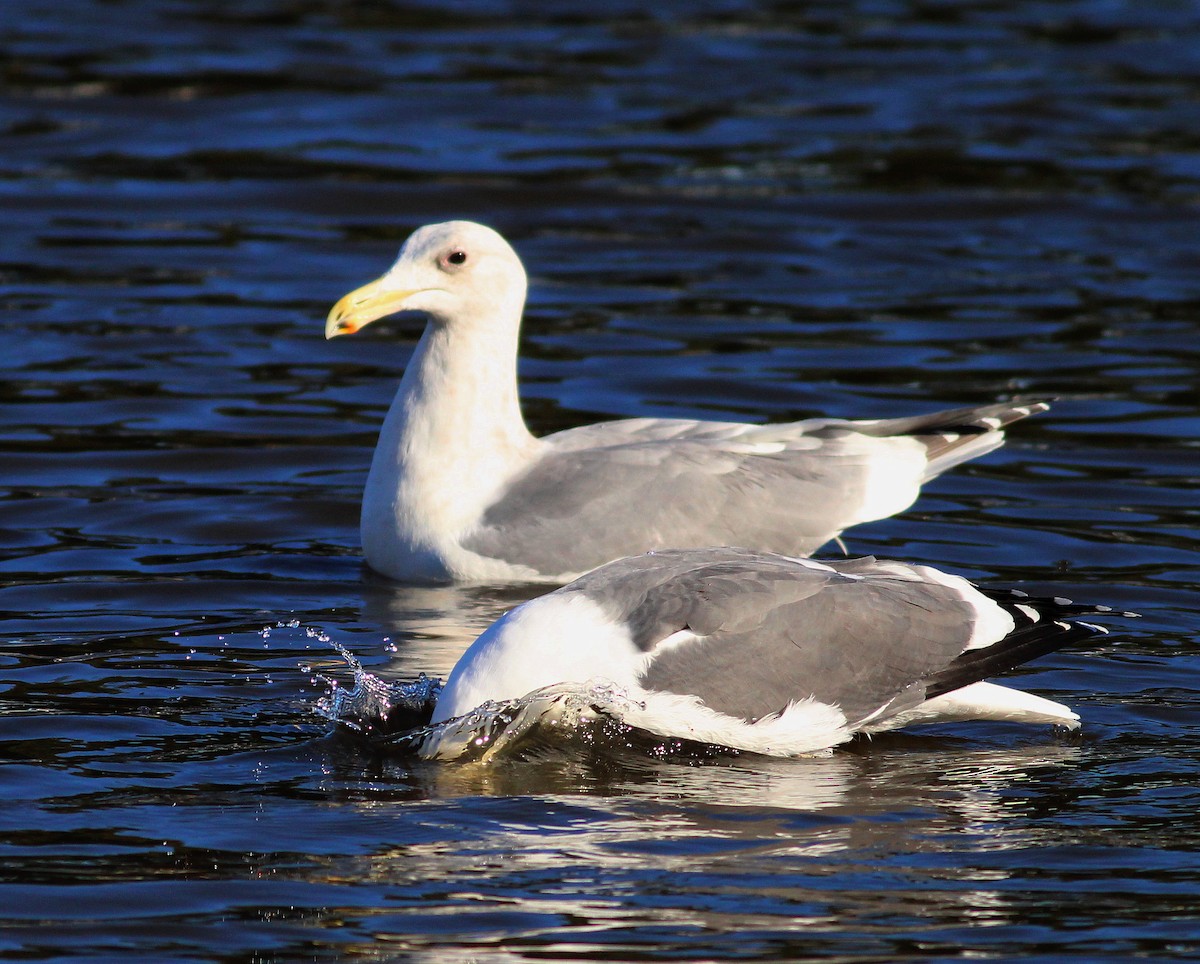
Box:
[327, 221, 1047, 584]
[431, 547, 1121, 756]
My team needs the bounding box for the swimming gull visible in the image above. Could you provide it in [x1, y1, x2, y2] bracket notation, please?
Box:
[327, 221, 1048, 584]
[431, 548, 1122, 756]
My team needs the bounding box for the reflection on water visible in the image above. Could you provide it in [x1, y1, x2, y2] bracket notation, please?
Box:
[5, 0, 1200, 959]
[359, 577, 542, 679]
[319, 734, 1090, 961]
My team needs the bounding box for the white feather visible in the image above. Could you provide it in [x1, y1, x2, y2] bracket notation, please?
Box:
[866, 681, 1079, 732]
[432, 594, 639, 723]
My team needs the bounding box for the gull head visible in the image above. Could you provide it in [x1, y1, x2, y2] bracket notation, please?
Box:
[325, 220, 528, 339]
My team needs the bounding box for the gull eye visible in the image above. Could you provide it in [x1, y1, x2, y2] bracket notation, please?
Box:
[442, 249, 468, 268]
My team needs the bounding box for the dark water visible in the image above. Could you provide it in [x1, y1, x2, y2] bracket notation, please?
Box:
[4, 0, 1200, 959]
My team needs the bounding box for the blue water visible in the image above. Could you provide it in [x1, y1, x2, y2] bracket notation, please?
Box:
[3, 0, 1200, 959]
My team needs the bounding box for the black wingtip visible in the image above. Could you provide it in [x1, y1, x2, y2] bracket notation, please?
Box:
[922, 589, 1134, 702]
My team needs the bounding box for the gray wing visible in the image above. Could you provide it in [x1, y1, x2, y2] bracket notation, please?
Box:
[563, 548, 981, 726]
[461, 428, 886, 574]
[461, 402, 1048, 576]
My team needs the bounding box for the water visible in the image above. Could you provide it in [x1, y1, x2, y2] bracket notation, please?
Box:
[3, 0, 1200, 959]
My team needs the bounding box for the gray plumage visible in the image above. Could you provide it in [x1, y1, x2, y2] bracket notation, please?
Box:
[559, 548, 1025, 727]
[433, 548, 1122, 753]
[461, 402, 1048, 576]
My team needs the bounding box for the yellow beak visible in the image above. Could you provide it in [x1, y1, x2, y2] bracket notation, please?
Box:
[325, 276, 420, 339]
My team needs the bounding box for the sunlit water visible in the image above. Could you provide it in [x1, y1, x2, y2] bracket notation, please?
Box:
[4, 0, 1200, 960]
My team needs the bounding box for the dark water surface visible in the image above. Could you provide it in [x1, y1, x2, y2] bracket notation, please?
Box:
[4, 0, 1200, 959]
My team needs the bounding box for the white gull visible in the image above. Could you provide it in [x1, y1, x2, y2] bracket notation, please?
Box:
[327, 221, 1047, 584]
[432, 547, 1122, 757]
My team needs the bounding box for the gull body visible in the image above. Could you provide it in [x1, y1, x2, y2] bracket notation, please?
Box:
[432, 547, 1119, 757]
[327, 221, 1048, 584]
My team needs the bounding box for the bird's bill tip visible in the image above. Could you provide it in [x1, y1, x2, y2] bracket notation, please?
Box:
[324, 312, 360, 339]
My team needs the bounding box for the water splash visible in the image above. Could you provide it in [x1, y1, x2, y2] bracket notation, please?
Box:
[312, 642, 443, 740]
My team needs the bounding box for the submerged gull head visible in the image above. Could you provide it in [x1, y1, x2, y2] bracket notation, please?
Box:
[313, 642, 756, 763]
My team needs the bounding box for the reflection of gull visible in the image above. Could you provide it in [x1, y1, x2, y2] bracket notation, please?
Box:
[359, 579, 542, 679]
[603, 750, 862, 812]
[326, 220, 1047, 584]
[330, 740, 1080, 861]
[432, 548, 1120, 756]
[316, 739, 1085, 956]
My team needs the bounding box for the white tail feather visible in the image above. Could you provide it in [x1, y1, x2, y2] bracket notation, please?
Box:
[864, 680, 1080, 733]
